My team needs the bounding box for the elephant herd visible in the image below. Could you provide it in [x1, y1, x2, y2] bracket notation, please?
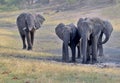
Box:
[17, 13, 113, 64]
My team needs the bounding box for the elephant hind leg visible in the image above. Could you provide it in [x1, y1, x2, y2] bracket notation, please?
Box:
[77, 45, 80, 58]
[26, 31, 32, 50]
[20, 34, 26, 49]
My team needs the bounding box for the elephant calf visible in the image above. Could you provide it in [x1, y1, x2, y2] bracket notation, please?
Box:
[55, 23, 80, 62]
[16, 13, 45, 50]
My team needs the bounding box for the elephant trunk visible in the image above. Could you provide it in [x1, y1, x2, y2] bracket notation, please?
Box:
[100, 21, 113, 44]
[100, 29, 109, 44]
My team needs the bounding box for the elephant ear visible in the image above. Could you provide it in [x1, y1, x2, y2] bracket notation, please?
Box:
[34, 14, 45, 29]
[55, 23, 65, 40]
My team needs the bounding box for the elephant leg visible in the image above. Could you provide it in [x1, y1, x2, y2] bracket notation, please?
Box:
[26, 31, 32, 50]
[62, 42, 69, 62]
[86, 43, 91, 63]
[20, 34, 26, 49]
[81, 37, 88, 64]
[77, 41, 81, 59]
[92, 36, 98, 63]
[70, 43, 76, 62]
[98, 44, 104, 56]
[30, 31, 34, 46]
[98, 33, 104, 56]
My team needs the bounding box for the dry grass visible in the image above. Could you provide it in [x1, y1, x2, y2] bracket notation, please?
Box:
[0, 56, 120, 83]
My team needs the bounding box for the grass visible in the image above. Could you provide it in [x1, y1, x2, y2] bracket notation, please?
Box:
[0, 56, 120, 83]
[0, 28, 54, 59]
[0, 3, 120, 83]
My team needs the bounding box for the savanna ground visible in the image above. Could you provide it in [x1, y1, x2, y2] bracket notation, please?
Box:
[0, 1, 120, 83]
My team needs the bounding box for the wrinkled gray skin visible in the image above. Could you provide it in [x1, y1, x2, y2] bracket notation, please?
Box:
[17, 13, 45, 50]
[77, 17, 113, 64]
[55, 23, 80, 62]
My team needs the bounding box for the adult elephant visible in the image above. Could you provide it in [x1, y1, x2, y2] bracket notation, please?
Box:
[16, 13, 45, 50]
[98, 20, 113, 56]
[77, 17, 113, 64]
[55, 23, 80, 62]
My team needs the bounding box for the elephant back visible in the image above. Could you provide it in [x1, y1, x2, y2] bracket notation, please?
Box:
[26, 13, 35, 31]
[16, 13, 28, 34]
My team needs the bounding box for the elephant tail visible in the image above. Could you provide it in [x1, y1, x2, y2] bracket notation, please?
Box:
[24, 19, 29, 32]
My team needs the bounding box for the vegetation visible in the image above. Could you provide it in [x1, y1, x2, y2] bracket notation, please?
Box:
[0, 56, 120, 83]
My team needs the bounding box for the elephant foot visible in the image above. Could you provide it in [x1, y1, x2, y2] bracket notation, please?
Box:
[77, 56, 81, 59]
[62, 56, 69, 63]
[82, 60, 89, 64]
[91, 59, 98, 64]
[27, 47, 32, 50]
[62, 59, 69, 63]
[99, 53, 104, 56]
[70, 59, 76, 63]
[82, 57, 90, 64]
[22, 46, 26, 49]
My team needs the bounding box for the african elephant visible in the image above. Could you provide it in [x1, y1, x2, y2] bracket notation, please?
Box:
[77, 17, 113, 64]
[55, 23, 80, 62]
[16, 13, 45, 50]
[98, 20, 113, 56]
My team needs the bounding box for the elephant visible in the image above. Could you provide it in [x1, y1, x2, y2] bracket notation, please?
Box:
[77, 17, 113, 64]
[97, 20, 113, 56]
[55, 23, 80, 62]
[16, 13, 45, 50]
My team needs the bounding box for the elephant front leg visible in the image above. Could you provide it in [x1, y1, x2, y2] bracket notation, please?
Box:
[86, 43, 91, 63]
[77, 41, 81, 59]
[20, 34, 26, 49]
[62, 42, 69, 62]
[98, 33, 104, 56]
[26, 31, 32, 50]
[81, 37, 88, 64]
[92, 36, 98, 63]
[98, 44, 104, 56]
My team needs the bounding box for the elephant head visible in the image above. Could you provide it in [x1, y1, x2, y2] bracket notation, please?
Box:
[55, 23, 65, 40]
[100, 21, 113, 44]
[34, 14, 45, 29]
[88, 18, 113, 45]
